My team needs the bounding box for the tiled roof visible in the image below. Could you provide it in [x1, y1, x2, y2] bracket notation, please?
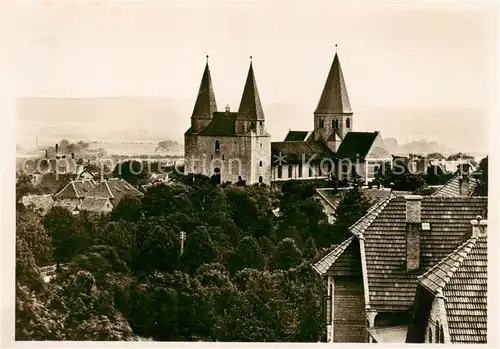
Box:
[326, 129, 343, 142]
[417, 234, 487, 343]
[315, 53, 352, 114]
[315, 188, 393, 211]
[79, 197, 111, 213]
[237, 62, 265, 121]
[360, 196, 487, 311]
[198, 112, 237, 137]
[87, 178, 143, 206]
[18, 194, 54, 215]
[54, 180, 96, 199]
[431, 174, 479, 197]
[54, 201, 78, 212]
[313, 236, 354, 275]
[284, 130, 310, 142]
[271, 141, 335, 163]
[349, 193, 395, 237]
[335, 132, 378, 160]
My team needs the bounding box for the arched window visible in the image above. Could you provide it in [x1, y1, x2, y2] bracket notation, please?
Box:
[277, 165, 283, 179]
[332, 119, 336, 129]
[428, 328, 433, 343]
[346, 118, 351, 128]
[298, 164, 303, 178]
[288, 165, 293, 178]
[258, 176, 263, 183]
[439, 325, 444, 343]
[259, 161, 263, 167]
[238, 176, 242, 182]
[319, 119, 324, 128]
[435, 321, 440, 343]
[215, 140, 220, 152]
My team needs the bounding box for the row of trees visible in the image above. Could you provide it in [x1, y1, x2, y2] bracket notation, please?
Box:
[16, 174, 373, 341]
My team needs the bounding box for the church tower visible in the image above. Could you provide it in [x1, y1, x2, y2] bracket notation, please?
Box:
[190, 56, 217, 134]
[313, 49, 353, 151]
[236, 58, 267, 136]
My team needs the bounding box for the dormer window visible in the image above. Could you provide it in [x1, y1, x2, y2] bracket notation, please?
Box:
[215, 140, 220, 153]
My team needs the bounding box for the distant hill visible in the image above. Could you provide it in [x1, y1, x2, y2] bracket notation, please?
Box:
[383, 137, 453, 156]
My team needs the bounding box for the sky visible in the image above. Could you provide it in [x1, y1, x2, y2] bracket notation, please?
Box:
[10, 0, 498, 152]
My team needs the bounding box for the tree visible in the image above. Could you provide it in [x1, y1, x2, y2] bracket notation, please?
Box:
[271, 238, 303, 270]
[303, 237, 318, 261]
[332, 186, 372, 242]
[110, 196, 143, 222]
[17, 211, 52, 267]
[234, 236, 265, 271]
[474, 156, 488, 196]
[112, 160, 149, 186]
[182, 226, 217, 273]
[43, 207, 86, 270]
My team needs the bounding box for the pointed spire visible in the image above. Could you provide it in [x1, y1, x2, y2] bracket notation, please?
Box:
[192, 57, 217, 119]
[237, 58, 265, 120]
[315, 50, 352, 114]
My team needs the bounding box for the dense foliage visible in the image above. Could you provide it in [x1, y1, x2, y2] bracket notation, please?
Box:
[17, 177, 376, 341]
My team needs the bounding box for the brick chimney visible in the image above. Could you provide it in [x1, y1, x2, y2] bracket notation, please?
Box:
[470, 215, 487, 238]
[458, 163, 470, 196]
[405, 195, 423, 271]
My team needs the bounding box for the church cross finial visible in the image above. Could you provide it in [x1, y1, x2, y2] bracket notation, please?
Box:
[206, 55, 209, 63]
[335, 44, 338, 53]
[250, 55, 252, 62]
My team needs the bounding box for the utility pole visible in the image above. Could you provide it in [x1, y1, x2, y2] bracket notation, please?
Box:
[180, 231, 186, 255]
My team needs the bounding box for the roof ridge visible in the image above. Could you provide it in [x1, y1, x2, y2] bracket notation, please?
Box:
[104, 180, 115, 199]
[349, 192, 396, 237]
[53, 182, 72, 198]
[431, 174, 458, 196]
[417, 235, 479, 295]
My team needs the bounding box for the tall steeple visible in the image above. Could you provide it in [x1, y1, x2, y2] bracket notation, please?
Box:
[192, 56, 217, 120]
[315, 52, 352, 114]
[237, 58, 265, 121]
[314, 48, 354, 144]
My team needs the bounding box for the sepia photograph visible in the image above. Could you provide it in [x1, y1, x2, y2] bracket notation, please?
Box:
[4, 0, 497, 345]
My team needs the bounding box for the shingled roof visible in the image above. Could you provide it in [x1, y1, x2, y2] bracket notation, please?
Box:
[237, 61, 265, 121]
[191, 61, 217, 120]
[79, 196, 112, 213]
[198, 112, 238, 137]
[54, 179, 96, 199]
[271, 141, 335, 164]
[315, 196, 488, 312]
[417, 234, 487, 343]
[315, 53, 352, 114]
[87, 178, 144, 206]
[431, 174, 479, 197]
[284, 130, 311, 142]
[335, 132, 379, 160]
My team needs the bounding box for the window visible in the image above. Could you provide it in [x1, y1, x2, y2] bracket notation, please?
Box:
[215, 140, 220, 152]
[238, 176, 242, 182]
[439, 325, 444, 343]
[435, 321, 440, 343]
[346, 118, 351, 128]
[277, 165, 283, 179]
[333, 119, 339, 129]
[319, 118, 324, 128]
[288, 165, 293, 178]
[298, 164, 303, 178]
[429, 328, 433, 343]
[259, 176, 263, 183]
[259, 121, 263, 126]
[222, 155, 225, 160]
[259, 161, 263, 167]
[260, 143, 262, 147]
[309, 166, 313, 177]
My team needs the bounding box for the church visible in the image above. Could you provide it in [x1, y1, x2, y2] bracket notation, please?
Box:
[184, 51, 392, 185]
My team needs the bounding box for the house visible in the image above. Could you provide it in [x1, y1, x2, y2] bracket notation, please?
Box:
[86, 178, 144, 207]
[78, 196, 114, 214]
[432, 163, 480, 197]
[312, 187, 407, 224]
[53, 179, 96, 206]
[17, 194, 54, 215]
[34, 172, 78, 194]
[53, 201, 80, 215]
[406, 217, 487, 344]
[313, 195, 487, 343]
